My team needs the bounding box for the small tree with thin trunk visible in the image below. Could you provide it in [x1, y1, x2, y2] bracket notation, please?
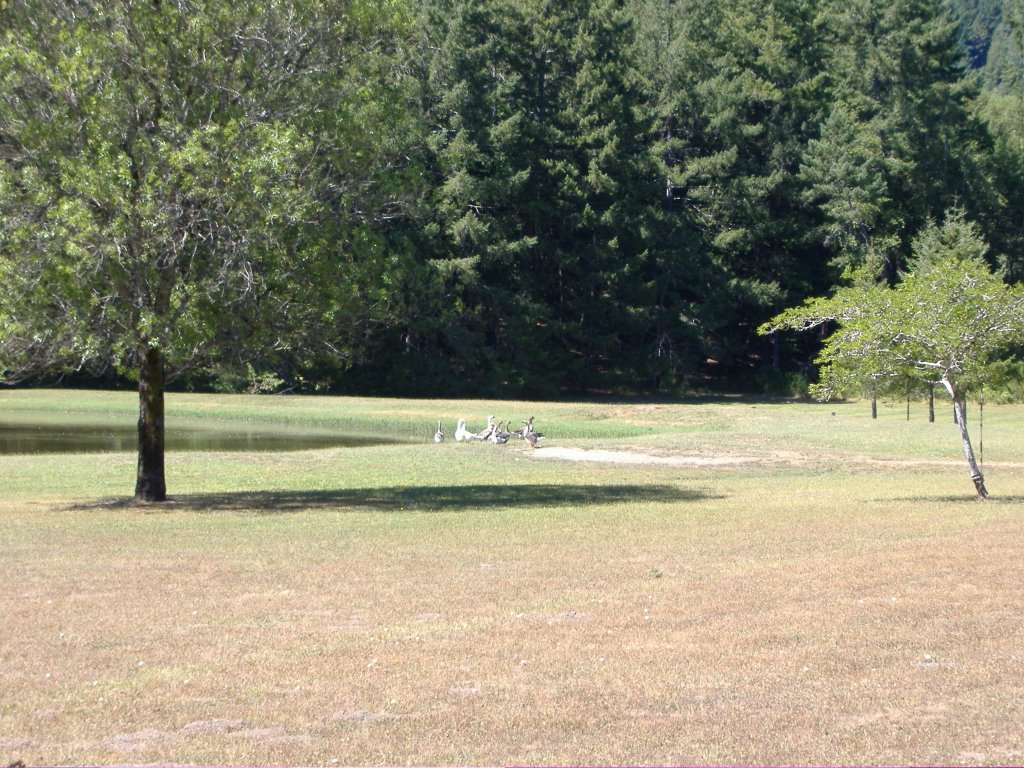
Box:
[760, 214, 1024, 499]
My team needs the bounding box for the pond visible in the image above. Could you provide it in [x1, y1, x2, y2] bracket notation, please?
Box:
[0, 420, 406, 455]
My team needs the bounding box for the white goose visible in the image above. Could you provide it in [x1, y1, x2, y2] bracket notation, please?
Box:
[454, 419, 475, 442]
[434, 420, 445, 443]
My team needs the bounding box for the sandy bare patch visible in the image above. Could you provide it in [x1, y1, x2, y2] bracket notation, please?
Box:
[529, 445, 1024, 471]
[529, 446, 756, 466]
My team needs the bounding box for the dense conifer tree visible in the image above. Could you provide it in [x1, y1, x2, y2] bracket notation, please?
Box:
[413, 0, 661, 394]
[634, 0, 834, 381]
[804, 0, 993, 280]
[972, 3, 1024, 280]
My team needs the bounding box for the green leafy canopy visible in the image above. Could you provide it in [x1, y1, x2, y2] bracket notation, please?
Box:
[759, 213, 1024, 401]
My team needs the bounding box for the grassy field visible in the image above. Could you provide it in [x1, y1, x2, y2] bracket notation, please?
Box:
[1, 389, 1022, 766]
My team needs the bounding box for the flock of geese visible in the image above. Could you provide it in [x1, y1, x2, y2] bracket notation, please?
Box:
[434, 415, 545, 448]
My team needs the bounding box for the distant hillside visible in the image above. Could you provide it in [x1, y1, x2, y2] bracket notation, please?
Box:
[945, 0, 1002, 68]
[983, 4, 1024, 90]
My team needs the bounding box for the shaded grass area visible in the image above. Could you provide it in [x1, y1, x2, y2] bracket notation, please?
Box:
[76, 483, 712, 514]
[2, 391, 1023, 766]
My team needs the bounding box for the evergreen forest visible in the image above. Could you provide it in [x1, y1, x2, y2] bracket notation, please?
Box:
[1, 0, 1022, 399]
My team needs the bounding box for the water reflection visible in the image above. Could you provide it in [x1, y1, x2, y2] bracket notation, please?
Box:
[0, 421, 403, 454]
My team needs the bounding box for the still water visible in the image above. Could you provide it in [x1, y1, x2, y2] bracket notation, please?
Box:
[0, 421, 402, 454]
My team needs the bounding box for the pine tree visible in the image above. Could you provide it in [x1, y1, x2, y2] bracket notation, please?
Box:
[638, 0, 833, 381]
[417, 0, 660, 394]
[983, 3, 1024, 91]
[805, 0, 993, 279]
[974, 3, 1024, 282]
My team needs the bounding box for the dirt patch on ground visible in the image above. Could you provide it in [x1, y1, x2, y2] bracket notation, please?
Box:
[529, 445, 1024, 471]
[529, 446, 758, 466]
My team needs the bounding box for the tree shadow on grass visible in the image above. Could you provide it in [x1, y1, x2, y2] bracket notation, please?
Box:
[82, 483, 717, 514]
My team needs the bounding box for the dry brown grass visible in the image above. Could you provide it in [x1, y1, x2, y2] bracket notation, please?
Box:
[2, 395, 1024, 765]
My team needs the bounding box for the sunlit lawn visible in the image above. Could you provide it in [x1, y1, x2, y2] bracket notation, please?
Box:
[1, 389, 1022, 765]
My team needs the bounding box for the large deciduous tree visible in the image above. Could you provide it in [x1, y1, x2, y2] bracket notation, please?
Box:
[0, 0, 417, 501]
[760, 213, 1024, 499]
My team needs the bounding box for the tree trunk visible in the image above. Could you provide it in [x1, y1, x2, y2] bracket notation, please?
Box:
[135, 345, 167, 502]
[944, 378, 988, 499]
